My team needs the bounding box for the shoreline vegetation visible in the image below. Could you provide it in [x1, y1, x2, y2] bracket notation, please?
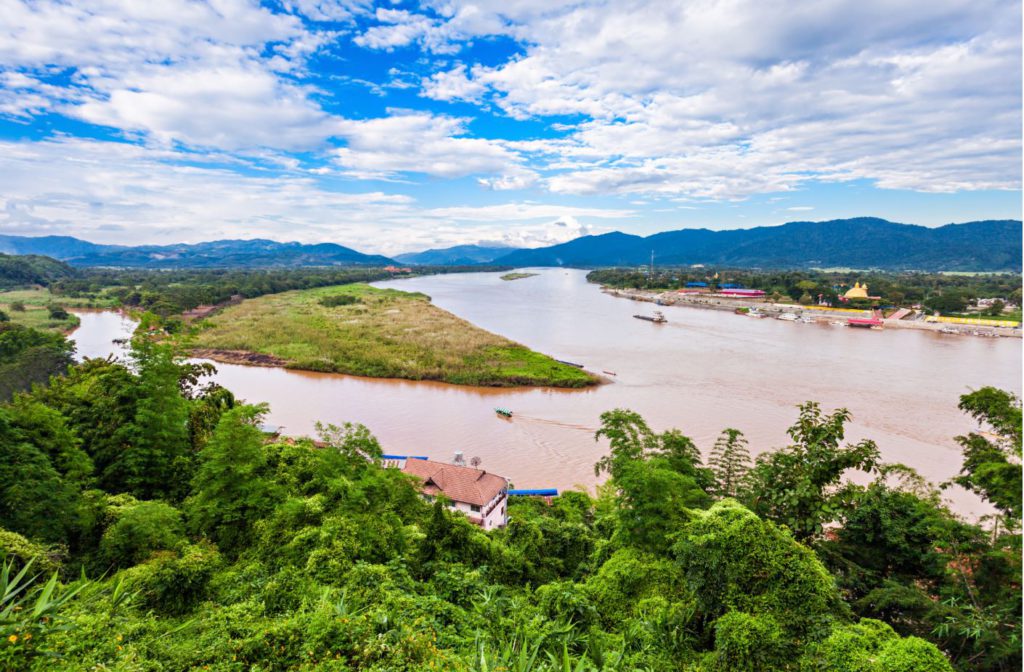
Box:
[500, 272, 539, 281]
[190, 283, 598, 387]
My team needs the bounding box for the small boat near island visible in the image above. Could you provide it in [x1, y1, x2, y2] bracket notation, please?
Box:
[556, 359, 585, 368]
[634, 311, 667, 324]
[494, 407, 513, 418]
[602, 370, 617, 376]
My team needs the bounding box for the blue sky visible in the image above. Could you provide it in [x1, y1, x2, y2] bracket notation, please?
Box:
[0, 0, 1020, 255]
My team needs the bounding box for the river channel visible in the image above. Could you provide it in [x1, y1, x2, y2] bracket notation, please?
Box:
[71, 269, 1021, 518]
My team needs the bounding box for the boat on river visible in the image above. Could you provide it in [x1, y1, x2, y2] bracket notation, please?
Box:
[848, 318, 884, 329]
[777, 312, 799, 321]
[495, 407, 513, 418]
[634, 311, 667, 324]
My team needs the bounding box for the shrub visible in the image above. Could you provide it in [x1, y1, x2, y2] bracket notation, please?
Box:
[47, 305, 70, 320]
[126, 542, 221, 616]
[99, 500, 186, 568]
[319, 294, 359, 307]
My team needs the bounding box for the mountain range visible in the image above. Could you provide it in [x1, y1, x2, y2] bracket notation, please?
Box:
[1, 218, 1019, 271]
[0, 236, 393, 268]
[495, 218, 1022, 271]
[393, 244, 521, 266]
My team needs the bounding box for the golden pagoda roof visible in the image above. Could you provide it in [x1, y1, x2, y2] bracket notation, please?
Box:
[844, 282, 869, 299]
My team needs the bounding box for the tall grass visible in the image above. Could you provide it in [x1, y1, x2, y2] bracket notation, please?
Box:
[191, 284, 596, 388]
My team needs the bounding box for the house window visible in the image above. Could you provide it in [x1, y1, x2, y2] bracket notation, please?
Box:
[470, 504, 481, 513]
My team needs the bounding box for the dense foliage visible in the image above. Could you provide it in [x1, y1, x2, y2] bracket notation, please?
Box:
[588, 268, 1023, 315]
[0, 323, 75, 401]
[0, 332, 1019, 670]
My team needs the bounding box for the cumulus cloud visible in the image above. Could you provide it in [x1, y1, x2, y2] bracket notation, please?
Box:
[385, 0, 1022, 198]
[332, 111, 523, 179]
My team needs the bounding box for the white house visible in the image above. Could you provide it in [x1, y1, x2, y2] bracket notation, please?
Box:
[401, 459, 509, 529]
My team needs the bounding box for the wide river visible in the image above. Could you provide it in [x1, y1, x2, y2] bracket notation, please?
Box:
[72, 269, 1021, 517]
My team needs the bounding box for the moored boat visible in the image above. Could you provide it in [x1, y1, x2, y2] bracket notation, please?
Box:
[848, 318, 884, 329]
[777, 312, 799, 321]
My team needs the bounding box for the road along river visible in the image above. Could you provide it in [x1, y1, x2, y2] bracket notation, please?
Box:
[71, 269, 1021, 518]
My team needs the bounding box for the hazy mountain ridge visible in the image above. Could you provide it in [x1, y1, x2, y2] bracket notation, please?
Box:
[1, 218, 1019, 270]
[0, 236, 394, 268]
[394, 244, 521, 265]
[494, 218, 1023, 271]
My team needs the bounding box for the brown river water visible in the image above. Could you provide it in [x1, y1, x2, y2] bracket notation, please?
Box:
[71, 269, 1022, 518]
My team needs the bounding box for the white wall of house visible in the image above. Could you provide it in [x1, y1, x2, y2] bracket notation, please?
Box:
[449, 492, 508, 529]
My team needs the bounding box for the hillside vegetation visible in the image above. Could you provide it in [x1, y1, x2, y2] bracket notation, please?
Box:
[0, 253, 77, 290]
[0, 330, 1018, 670]
[191, 284, 596, 387]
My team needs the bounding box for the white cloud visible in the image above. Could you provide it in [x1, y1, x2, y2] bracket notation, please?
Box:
[0, 137, 632, 254]
[332, 111, 523, 179]
[421, 64, 487, 102]
[0, 0, 342, 151]
[391, 0, 1021, 198]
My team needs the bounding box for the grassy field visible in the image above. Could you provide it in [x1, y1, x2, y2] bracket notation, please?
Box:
[191, 284, 597, 387]
[0, 288, 119, 308]
[0, 304, 79, 332]
[0, 289, 83, 332]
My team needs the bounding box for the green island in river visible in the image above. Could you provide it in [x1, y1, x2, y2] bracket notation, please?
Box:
[190, 283, 597, 387]
[500, 272, 539, 281]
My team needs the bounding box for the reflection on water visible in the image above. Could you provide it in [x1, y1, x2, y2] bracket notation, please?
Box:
[71, 269, 1021, 518]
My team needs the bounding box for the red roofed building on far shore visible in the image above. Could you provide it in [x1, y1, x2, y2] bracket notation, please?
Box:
[402, 459, 509, 529]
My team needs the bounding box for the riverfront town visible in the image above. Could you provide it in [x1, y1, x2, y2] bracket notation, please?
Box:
[1, 1, 1022, 671]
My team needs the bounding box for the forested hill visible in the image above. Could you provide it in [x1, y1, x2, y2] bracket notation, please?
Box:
[0, 235, 394, 268]
[494, 218, 1023, 271]
[0, 253, 77, 289]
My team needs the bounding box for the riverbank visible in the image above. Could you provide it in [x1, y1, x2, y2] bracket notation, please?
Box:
[190, 283, 599, 387]
[601, 286, 1023, 338]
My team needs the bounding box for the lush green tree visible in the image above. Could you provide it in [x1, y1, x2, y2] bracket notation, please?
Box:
[708, 428, 751, 498]
[0, 324, 75, 401]
[6, 397, 91, 486]
[186, 404, 281, 556]
[743, 402, 879, 540]
[674, 500, 847, 652]
[950, 387, 1021, 522]
[126, 339, 191, 500]
[32, 358, 139, 494]
[0, 408, 81, 544]
[594, 410, 711, 553]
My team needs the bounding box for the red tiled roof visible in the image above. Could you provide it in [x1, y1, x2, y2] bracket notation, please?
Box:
[402, 459, 507, 506]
